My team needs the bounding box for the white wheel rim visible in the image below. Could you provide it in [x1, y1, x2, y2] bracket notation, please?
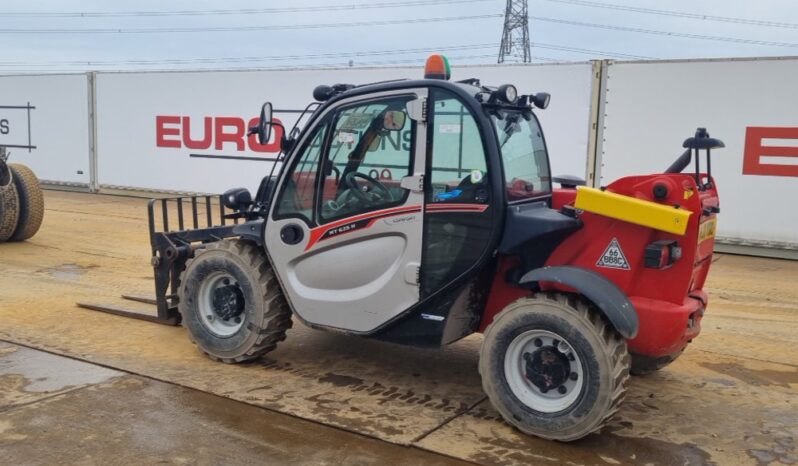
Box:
[504, 329, 585, 413]
[198, 271, 246, 337]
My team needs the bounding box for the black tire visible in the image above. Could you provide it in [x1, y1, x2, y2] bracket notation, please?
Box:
[0, 180, 19, 242]
[8, 164, 44, 242]
[178, 239, 292, 363]
[479, 293, 630, 441]
[630, 347, 685, 376]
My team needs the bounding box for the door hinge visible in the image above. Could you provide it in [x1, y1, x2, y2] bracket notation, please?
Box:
[421, 97, 428, 123]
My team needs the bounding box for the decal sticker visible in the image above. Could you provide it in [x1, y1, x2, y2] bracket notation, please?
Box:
[698, 218, 717, 242]
[596, 238, 630, 270]
[305, 205, 422, 250]
[383, 215, 417, 226]
[319, 219, 368, 241]
[305, 203, 489, 251]
[337, 131, 356, 144]
[439, 124, 461, 134]
[339, 113, 374, 131]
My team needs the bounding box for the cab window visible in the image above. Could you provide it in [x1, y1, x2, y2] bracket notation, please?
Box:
[318, 96, 415, 223]
[492, 110, 551, 202]
[428, 94, 489, 204]
[274, 121, 328, 223]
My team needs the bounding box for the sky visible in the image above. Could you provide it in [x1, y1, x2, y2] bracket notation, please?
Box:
[0, 0, 796, 73]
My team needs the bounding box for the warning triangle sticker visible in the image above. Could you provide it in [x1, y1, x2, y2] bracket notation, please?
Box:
[596, 238, 630, 270]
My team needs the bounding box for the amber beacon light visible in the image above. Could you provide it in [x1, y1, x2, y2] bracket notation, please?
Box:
[424, 54, 451, 80]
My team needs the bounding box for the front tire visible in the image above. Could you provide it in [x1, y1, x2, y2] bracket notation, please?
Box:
[479, 293, 630, 441]
[178, 239, 292, 363]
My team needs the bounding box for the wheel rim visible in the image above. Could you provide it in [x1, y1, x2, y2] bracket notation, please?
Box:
[504, 329, 585, 414]
[197, 271, 246, 337]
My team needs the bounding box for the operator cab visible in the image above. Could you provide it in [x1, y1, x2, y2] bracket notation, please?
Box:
[253, 55, 573, 345]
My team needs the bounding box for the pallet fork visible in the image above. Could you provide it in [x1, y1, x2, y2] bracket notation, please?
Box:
[78, 194, 246, 325]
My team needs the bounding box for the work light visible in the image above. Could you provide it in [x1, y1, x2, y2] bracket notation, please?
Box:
[496, 84, 518, 103]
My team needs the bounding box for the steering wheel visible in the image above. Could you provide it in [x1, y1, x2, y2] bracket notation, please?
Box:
[343, 171, 394, 204]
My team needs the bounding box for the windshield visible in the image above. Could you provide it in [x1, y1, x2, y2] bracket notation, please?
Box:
[491, 110, 551, 202]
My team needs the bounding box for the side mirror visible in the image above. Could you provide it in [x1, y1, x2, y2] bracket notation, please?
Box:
[222, 187, 253, 212]
[382, 110, 406, 131]
[256, 102, 274, 145]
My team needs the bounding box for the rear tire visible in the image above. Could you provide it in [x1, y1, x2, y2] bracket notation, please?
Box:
[0, 180, 19, 242]
[479, 293, 630, 441]
[8, 164, 44, 241]
[178, 239, 292, 363]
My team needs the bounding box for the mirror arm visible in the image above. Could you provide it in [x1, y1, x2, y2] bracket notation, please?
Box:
[281, 133, 295, 153]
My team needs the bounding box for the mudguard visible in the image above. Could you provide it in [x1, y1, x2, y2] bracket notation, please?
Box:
[232, 219, 265, 246]
[519, 265, 639, 339]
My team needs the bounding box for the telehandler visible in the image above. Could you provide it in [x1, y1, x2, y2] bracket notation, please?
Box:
[90, 56, 723, 441]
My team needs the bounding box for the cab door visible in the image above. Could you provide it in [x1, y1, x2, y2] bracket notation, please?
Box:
[265, 89, 427, 333]
[421, 88, 494, 298]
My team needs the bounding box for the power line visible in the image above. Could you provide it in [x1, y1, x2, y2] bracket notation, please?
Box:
[0, 14, 503, 34]
[0, 42, 647, 68]
[296, 54, 500, 68]
[543, 0, 798, 30]
[0, 44, 498, 67]
[531, 16, 798, 48]
[0, 54, 509, 74]
[532, 42, 653, 59]
[0, 0, 495, 18]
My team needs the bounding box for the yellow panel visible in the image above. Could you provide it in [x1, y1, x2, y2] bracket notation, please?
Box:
[574, 186, 692, 235]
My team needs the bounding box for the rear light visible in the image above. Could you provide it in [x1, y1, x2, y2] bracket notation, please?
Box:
[644, 240, 682, 269]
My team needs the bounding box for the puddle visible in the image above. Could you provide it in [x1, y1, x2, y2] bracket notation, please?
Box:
[583, 433, 717, 466]
[700, 362, 798, 388]
[0, 343, 120, 393]
[471, 430, 717, 466]
[38, 263, 98, 281]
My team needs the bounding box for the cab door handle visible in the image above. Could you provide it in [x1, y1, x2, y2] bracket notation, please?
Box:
[280, 224, 304, 245]
[400, 174, 424, 193]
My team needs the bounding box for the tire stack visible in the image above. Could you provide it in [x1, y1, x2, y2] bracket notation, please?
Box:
[0, 159, 45, 243]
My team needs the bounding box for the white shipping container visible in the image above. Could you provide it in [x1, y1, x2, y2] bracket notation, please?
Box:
[0, 74, 91, 186]
[94, 63, 594, 194]
[598, 57, 798, 251]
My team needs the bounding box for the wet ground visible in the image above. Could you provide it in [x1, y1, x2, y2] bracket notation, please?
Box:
[0, 342, 464, 465]
[1, 191, 797, 465]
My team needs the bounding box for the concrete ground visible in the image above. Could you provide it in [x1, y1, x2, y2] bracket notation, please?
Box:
[0, 341, 464, 466]
[0, 190, 796, 465]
